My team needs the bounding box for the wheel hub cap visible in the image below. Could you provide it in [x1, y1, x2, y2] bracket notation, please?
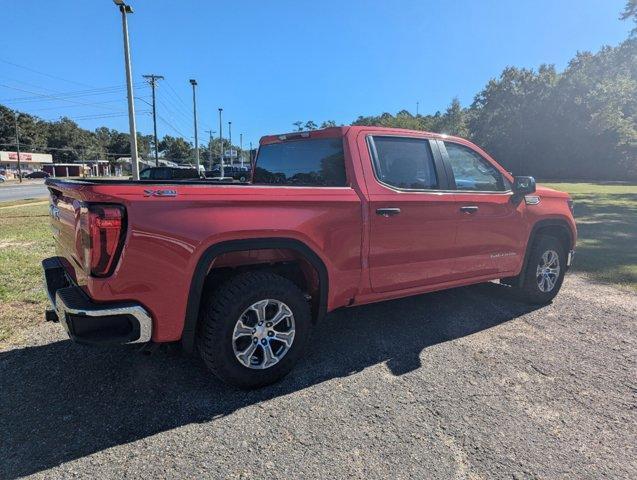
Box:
[232, 299, 296, 370]
[536, 249, 560, 293]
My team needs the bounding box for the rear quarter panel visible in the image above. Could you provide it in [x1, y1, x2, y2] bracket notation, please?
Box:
[69, 184, 363, 342]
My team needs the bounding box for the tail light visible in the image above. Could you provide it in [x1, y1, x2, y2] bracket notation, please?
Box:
[78, 204, 126, 277]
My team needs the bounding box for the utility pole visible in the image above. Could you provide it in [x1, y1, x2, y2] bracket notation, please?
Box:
[228, 121, 232, 166]
[218, 108, 224, 178]
[204, 129, 215, 171]
[113, 0, 140, 180]
[240, 133, 243, 167]
[416, 101, 419, 116]
[142, 74, 164, 167]
[14, 113, 22, 183]
[249, 141, 253, 167]
[189, 79, 199, 174]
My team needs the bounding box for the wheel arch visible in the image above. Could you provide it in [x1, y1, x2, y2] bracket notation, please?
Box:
[181, 237, 329, 353]
[517, 218, 574, 287]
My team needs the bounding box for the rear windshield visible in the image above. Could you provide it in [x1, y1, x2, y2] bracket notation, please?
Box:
[254, 137, 347, 186]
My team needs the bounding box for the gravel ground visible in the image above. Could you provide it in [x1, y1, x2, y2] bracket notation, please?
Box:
[1, 274, 635, 479]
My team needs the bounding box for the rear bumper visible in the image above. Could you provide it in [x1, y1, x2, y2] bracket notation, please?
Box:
[42, 257, 152, 345]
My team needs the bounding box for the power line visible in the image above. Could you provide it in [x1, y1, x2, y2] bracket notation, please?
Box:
[0, 84, 146, 104]
[0, 57, 95, 88]
[156, 97, 192, 135]
[155, 112, 188, 138]
[0, 83, 128, 112]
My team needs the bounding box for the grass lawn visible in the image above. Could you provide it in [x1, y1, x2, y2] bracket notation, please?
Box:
[0, 202, 54, 345]
[541, 182, 637, 291]
[0, 182, 634, 346]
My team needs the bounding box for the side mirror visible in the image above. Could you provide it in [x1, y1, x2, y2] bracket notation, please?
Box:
[513, 176, 536, 195]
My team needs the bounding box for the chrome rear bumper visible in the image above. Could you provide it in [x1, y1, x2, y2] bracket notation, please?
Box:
[42, 257, 152, 344]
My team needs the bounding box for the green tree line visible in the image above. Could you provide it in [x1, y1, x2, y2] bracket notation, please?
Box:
[299, 35, 636, 180]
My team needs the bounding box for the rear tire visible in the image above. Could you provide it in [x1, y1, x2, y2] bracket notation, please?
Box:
[512, 234, 566, 304]
[197, 271, 312, 389]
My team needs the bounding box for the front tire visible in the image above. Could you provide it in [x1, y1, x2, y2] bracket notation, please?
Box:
[197, 271, 312, 388]
[513, 234, 566, 304]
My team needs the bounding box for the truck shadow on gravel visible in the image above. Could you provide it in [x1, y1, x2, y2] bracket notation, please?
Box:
[0, 282, 540, 478]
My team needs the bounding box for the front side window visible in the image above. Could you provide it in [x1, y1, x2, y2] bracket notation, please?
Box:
[139, 168, 151, 179]
[371, 136, 438, 190]
[254, 138, 347, 186]
[444, 142, 507, 191]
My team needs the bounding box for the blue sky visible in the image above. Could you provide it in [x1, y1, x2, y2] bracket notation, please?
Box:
[0, 0, 632, 148]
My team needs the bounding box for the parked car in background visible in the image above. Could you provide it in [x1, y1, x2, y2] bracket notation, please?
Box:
[24, 171, 50, 179]
[0, 175, 6, 183]
[205, 165, 251, 182]
[43, 126, 576, 388]
[138, 166, 201, 180]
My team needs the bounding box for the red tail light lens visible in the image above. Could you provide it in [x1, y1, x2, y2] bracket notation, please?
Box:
[79, 204, 126, 277]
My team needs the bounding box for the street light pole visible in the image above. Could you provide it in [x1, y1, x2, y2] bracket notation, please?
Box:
[189, 79, 199, 174]
[142, 74, 164, 167]
[228, 121, 232, 166]
[204, 129, 215, 171]
[218, 108, 224, 178]
[14, 113, 22, 183]
[240, 133, 243, 167]
[113, 0, 140, 180]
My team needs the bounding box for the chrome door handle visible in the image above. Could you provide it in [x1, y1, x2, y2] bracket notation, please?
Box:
[376, 208, 401, 217]
[460, 205, 479, 214]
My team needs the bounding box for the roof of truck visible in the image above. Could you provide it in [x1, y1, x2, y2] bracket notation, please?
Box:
[259, 125, 465, 145]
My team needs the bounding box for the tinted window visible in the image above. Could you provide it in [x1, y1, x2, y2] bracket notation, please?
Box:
[173, 168, 198, 179]
[254, 138, 347, 186]
[371, 136, 438, 190]
[444, 142, 507, 191]
[139, 168, 151, 179]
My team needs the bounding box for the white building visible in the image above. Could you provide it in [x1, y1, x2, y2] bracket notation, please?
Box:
[0, 151, 53, 172]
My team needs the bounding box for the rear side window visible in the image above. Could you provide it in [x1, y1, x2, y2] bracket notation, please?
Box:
[371, 136, 438, 190]
[254, 138, 347, 186]
[444, 142, 507, 191]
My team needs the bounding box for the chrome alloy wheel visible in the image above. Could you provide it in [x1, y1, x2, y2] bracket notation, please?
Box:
[232, 299, 296, 369]
[536, 249, 560, 292]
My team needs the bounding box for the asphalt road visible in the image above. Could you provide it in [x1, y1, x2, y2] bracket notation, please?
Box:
[1, 274, 635, 479]
[0, 180, 48, 202]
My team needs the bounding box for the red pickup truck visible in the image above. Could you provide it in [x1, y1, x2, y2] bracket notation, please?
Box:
[43, 126, 576, 388]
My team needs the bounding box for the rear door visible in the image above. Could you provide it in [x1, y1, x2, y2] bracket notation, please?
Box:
[437, 140, 526, 277]
[361, 133, 459, 293]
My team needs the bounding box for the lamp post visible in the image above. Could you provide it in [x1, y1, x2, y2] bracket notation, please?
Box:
[218, 108, 224, 178]
[189, 79, 199, 174]
[14, 113, 22, 183]
[113, 0, 140, 180]
[228, 121, 232, 166]
[240, 133, 243, 167]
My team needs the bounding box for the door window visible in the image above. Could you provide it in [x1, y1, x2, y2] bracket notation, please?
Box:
[370, 136, 438, 190]
[444, 142, 507, 191]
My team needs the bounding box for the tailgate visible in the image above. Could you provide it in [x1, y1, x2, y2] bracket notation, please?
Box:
[48, 185, 84, 280]
[47, 181, 127, 284]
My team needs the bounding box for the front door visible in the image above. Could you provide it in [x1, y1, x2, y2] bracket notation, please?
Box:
[438, 140, 526, 277]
